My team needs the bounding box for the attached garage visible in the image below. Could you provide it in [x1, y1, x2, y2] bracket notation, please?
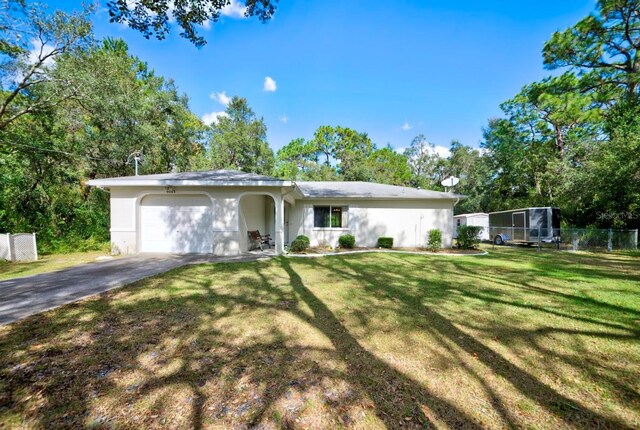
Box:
[139, 194, 213, 253]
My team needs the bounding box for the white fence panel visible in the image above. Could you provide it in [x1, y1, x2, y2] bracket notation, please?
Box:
[0, 234, 10, 261]
[0, 233, 38, 262]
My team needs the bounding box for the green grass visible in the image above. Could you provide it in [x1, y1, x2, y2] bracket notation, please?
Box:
[0, 251, 114, 281]
[0, 248, 638, 429]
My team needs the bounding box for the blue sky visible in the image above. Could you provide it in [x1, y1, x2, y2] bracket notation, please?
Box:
[50, 0, 595, 154]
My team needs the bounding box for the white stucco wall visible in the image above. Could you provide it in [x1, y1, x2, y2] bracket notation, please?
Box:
[289, 199, 455, 248]
[107, 186, 283, 255]
[238, 195, 269, 251]
[106, 185, 455, 254]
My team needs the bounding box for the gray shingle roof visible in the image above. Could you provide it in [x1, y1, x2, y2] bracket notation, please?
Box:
[87, 170, 465, 200]
[88, 170, 289, 186]
[295, 181, 464, 200]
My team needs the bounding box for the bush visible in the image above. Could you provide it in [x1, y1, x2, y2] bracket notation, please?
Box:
[456, 225, 482, 249]
[377, 237, 393, 249]
[338, 234, 356, 249]
[427, 229, 442, 251]
[290, 235, 310, 252]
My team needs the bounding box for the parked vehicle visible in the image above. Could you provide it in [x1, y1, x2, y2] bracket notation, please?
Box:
[488, 207, 561, 245]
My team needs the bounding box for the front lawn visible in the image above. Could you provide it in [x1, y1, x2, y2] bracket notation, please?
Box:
[0, 249, 638, 429]
[0, 251, 114, 281]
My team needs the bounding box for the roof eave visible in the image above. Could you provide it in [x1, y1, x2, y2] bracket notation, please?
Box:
[299, 194, 466, 200]
[87, 179, 294, 187]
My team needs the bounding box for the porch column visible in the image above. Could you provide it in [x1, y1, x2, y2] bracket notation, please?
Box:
[274, 194, 285, 254]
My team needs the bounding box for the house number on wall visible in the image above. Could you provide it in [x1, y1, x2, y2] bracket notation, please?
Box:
[165, 186, 176, 194]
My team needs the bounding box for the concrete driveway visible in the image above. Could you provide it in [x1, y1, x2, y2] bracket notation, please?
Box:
[0, 253, 273, 325]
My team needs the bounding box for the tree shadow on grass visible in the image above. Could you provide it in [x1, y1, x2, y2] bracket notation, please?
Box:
[0, 262, 315, 429]
[484, 247, 640, 282]
[0, 254, 638, 429]
[327, 253, 637, 429]
[279, 258, 486, 429]
[0, 257, 487, 429]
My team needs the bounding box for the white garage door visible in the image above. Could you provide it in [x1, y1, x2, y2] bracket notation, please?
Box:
[140, 194, 213, 253]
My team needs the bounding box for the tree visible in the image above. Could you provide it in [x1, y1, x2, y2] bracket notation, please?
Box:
[0, 1, 93, 130]
[516, 73, 600, 155]
[543, 0, 640, 100]
[208, 96, 274, 175]
[107, 0, 278, 47]
[403, 134, 445, 189]
[0, 36, 207, 251]
[480, 118, 542, 210]
[331, 126, 374, 181]
[274, 137, 320, 180]
[366, 146, 412, 186]
[445, 141, 492, 214]
[52, 38, 206, 178]
[277, 125, 376, 181]
[578, 100, 640, 228]
[310, 125, 336, 166]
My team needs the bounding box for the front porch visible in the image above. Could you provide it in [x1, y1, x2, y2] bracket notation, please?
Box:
[238, 193, 286, 254]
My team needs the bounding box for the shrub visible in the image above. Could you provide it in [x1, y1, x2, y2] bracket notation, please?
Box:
[377, 237, 393, 249]
[456, 225, 482, 249]
[290, 235, 310, 252]
[427, 229, 442, 251]
[338, 234, 356, 249]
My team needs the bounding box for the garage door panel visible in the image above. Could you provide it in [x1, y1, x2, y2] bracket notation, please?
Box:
[140, 195, 213, 253]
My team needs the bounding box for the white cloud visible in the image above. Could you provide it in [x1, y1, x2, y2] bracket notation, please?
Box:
[210, 91, 231, 106]
[279, 114, 288, 123]
[202, 111, 229, 125]
[263, 76, 277, 92]
[434, 145, 451, 158]
[395, 146, 408, 155]
[9, 39, 56, 84]
[401, 120, 412, 131]
[27, 39, 55, 67]
[220, 0, 247, 18]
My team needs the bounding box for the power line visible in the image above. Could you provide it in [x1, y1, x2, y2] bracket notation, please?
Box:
[1, 141, 125, 163]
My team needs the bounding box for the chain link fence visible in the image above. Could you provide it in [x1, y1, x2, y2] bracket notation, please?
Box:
[485, 227, 638, 252]
[0, 233, 39, 262]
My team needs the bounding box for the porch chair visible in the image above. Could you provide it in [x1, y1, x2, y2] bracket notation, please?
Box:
[248, 230, 271, 250]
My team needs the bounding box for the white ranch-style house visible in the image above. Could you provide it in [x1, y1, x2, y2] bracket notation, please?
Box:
[88, 170, 464, 255]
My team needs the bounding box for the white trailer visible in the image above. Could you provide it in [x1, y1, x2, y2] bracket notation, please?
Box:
[453, 213, 490, 241]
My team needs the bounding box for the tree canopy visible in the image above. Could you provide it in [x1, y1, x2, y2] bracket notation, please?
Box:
[1, 5, 208, 251]
[107, 0, 279, 47]
[543, 0, 640, 99]
[206, 96, 274, 175]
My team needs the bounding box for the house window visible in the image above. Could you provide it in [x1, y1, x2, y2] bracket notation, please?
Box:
[314, 206, 347, 228]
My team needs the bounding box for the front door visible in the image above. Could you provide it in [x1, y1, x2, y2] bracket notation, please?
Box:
[512, 212, 526, 241]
